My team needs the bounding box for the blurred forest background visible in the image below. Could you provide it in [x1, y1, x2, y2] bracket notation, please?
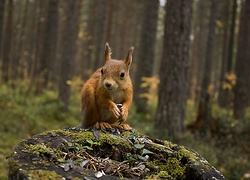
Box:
[0, 0, 250, 179]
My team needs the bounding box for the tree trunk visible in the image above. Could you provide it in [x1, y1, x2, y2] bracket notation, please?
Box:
[81, 0, 97, 77]
[155, 0, 193, 140]
[29, 0, 47, 91]
[227, 0, 237, 72]
[218, 0, 237, 108]
[11, 0, 29, 81]
[196, 0, 218, 137]
[58, 0, 79, 111]
[188, 0, 206, 101]
[26, 0, 43, 93]
[0, 0, 5, 64]
[1, 0, 13, 83]
[36, 0, 59, 92]
[8, 128, 225, 180]
[93, 0, 108, 69]
[134, 0, 159, 114]
[118, 1, 130, 56]
[234, 0, 250, 119]
[218, 0, 230, 108]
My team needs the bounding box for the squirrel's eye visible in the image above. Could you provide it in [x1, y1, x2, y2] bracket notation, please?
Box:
[120, 72, 125, 78]
[101, 68, 104, 74]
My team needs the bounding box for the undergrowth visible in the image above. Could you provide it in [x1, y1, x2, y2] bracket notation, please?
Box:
[180, 104, 250, 180]
[0, 83, 81, 179]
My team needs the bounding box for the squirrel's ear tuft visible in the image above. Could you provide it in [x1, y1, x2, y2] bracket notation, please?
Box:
[105, 43, 112, 62]
[125, 47, 134, 70]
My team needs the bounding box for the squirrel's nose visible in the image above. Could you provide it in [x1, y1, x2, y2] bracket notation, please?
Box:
[105, 82, 112, 88]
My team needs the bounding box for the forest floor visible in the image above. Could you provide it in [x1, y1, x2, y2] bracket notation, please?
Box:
[0, 84, 250, 179]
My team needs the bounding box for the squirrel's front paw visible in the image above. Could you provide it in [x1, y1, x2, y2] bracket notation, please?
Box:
[118, 106, 128, 124]
[111, 102, 122, 119]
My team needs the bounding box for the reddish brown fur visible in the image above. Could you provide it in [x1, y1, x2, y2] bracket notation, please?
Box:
[80, 43, 134, 130]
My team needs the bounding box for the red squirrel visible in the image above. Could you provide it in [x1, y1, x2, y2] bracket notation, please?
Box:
[80, 43, 134, 130]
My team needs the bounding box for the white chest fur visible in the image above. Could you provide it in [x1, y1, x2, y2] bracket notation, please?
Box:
[110, 90, 124, 103]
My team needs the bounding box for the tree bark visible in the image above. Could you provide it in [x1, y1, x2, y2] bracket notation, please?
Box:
[36, 0, 59, 92]
[155, 0, 193, 140]
[1, 0, 13, 83]
[10, 0, 30, 81]
[58, 0, 79, 111]
[134, 0, 159, 114]
[30, 0, 47, 92]
[196, 0, 218, 137]
[188, 0, 206, 101]
[0, 0, 5, 64]
[93, 0, 108, 69]
[227, 0, 237, 72]
[218, 0, 237, 108]
[81, 0, 97, 76]
[233, 0, 250, 119]
[218, 0, 230, 108]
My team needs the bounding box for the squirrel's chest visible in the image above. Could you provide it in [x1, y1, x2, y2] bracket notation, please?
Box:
[110, 90, 124, 103]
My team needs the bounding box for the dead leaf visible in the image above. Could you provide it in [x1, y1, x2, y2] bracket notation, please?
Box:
[92, 129, 100, 138]
[80, 159, 89, 168]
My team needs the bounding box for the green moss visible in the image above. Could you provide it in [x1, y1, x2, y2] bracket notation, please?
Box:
[178, 146, 197, 158]
[121, 130, 133, 137]
[22, 169, 63, 179]
[177, 146, 214, 171]
[22, 143, 55, 156]
[157, 171, 171, 178]
[41, 129, 132, 150]
[39, 129, 74, 136]
[7, 157, 19, 175]
[147, 157, 186, 179]
[65, 129, 132, 150]
[147, 170, 172, 179]
[166, 157, 186, 178]
[164, 140, 177, 148]
[149, 141, 174, 155]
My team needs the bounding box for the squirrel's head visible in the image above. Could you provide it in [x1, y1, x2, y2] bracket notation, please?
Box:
[101, 43, 134, 91]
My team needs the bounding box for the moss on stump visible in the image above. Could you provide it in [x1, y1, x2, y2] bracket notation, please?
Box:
[8, 128, 225, 179]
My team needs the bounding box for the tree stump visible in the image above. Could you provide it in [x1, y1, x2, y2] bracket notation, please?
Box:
[8, 128, 225, 179]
